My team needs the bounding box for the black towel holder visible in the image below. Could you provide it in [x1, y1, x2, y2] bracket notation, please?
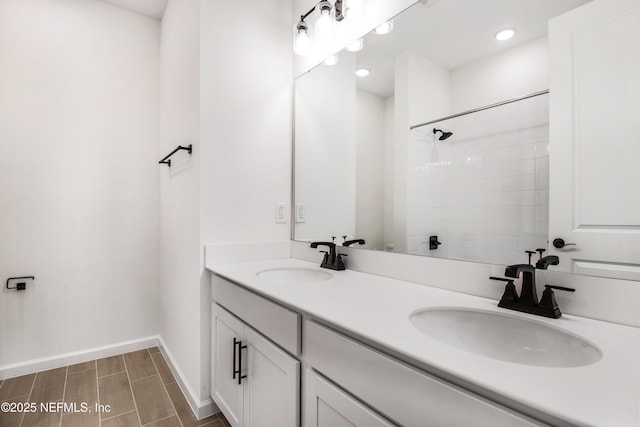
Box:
[6, 276, 35, 291]
[159, 144, 192, 167]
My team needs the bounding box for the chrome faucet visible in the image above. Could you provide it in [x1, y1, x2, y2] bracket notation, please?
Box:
[491, 255, 574, 318]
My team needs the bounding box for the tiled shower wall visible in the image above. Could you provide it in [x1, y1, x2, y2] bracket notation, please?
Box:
[406, 94, 549, 266]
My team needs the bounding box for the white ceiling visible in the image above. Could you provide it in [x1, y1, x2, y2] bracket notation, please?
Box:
[99, 0, 168, 20]
[354, 0, 590, 97]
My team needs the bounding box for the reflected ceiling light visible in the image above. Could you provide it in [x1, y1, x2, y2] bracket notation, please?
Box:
[294, 18, 311, 56]
[355, 68, 370, 77]
[373, 21, 393, 35]
[315, 1, 334, 39]
[345, 0, 365, 20]
[495, 28, 515, 41]
[346, 37, 363, 52]
[324, 54, 339, 66]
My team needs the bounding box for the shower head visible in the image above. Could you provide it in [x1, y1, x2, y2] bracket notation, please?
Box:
[433, 128, 453, 141]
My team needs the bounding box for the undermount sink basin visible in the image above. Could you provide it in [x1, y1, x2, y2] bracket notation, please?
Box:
[256, 268, 333, 283]
[409, 308, 602, 367]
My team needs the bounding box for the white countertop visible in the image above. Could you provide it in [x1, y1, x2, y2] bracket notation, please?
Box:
[208, 257, 640, 427]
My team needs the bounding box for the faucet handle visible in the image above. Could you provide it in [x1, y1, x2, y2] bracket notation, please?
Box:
[544, 284, 575, 293]
[539, 285, 575, 318]
[490, 277, 518, 304]
[525, 250, 536, 265]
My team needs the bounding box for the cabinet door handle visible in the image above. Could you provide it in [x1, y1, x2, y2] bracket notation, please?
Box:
[237, 340, 247, 385]
[232, 338, 247, 385]
[232, 337, 238, 380]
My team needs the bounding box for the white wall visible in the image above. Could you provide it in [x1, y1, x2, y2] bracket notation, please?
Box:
[199, 0, 292, 404]
[356, 90, 385, 250]
[451, 37, 549, 112]
[0, 0, 160, 366]
[159, 0, 203, 407]
[295, 56, 357, 241]
[393, 51, 451, 252]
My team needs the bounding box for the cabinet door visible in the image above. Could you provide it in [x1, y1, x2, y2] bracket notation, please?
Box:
[212, 304, 245, 426]
[244, 327, 300, 427]
[303, 369, 395, 427]
[549, 0, 640, 280]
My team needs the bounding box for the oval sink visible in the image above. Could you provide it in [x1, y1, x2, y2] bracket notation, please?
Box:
[409, 308, 602, 367]
[256, 268, 333, 284]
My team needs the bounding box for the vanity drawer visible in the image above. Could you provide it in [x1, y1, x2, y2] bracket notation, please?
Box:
[212, 275, 301, 355]
[303, 320, 546, 427]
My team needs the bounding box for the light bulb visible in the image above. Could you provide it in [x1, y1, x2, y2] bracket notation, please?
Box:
[294, 21, 311, 56]
[346, 0, 364, 20]
[495, 28, 515, 41]
[346, 38, 363, 52]
[355, 68, 370, 77]
[316, 1, 334, 39]
[324, 55, 339, 66]
[373, 21, 393, 35]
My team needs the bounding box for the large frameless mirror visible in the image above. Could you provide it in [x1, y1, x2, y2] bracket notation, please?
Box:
[294, 0, 640, 281]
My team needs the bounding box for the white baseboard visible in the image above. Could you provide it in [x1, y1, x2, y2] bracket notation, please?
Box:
[157, 336, 219, 420]
[0, 335, 160, 380]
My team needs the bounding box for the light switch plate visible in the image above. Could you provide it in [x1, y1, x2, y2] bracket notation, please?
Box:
[295, 203, 306, 223]
[275, 203, 287, 223]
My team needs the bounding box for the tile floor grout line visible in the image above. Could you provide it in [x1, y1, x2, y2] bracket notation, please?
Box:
[20, 370, 39, 427]
[97, 370, 127, 380]
[100, 409, 137, 422]
[140, 413, 177, 427]
[58, 366, 69, 427]
[96, 359, 102, 427]
[125, 371, 164, 384]
[148, 348, 184, 427]
[123, 350, 145, 427]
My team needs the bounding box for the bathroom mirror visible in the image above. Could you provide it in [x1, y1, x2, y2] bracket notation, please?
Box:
[294, 0, 640, 280]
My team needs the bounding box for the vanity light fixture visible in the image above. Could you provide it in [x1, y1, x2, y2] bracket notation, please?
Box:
[346, 37, 364, 52]
[293, 0, 364, 56]
[495, 28, 515, 41]
[315, 1, 334, 39]
[373, 20, 393, 35]
[324, 54, 339, 66]
[294, 19, 312, 56]
[355, 67, 370, 77]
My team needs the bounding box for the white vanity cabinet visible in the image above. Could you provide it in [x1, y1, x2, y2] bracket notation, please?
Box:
[211, 274, 546, 427]
[211, 301, 300, 427]
[303, 369, 396, 427]
[303, 321, 547, 427]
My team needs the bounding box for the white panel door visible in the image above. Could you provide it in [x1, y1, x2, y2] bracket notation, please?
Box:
[549, 0, 640, 280]
[212, 304, 245, 426]
[244, 327, 300, 427]
[303, 369, 395, 427]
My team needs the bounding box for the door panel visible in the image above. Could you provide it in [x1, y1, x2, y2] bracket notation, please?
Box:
[549, 0, 640, 279]
[212, 304, 245, 426]
[303, 369, 395, 427]
[244, 327, 300, 427]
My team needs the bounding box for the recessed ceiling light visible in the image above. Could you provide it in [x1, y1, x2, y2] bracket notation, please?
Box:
[355, 68, 370, 77]
[324, 55, 339, 66]
[346, 38, 363, 52]
[495, 28, 515, 41]
[373, 21, 393, 35]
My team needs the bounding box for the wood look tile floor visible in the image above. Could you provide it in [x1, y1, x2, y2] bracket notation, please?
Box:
[0, 347, 231, 427]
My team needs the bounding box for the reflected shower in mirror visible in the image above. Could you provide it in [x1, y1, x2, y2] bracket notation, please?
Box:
[293, 0, 612, 270]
